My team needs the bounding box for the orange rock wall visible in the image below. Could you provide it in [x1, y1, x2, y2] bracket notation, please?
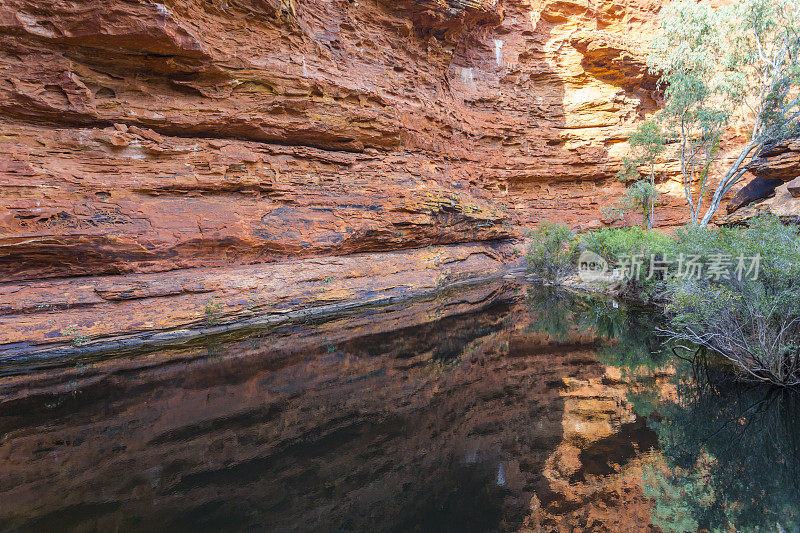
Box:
[0, 0, 686, 350]
[0, 0, 674, 279]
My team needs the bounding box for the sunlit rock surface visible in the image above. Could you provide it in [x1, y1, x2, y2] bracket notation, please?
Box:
[1, 0, 698, 350]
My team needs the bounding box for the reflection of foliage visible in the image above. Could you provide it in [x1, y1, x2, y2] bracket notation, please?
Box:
[525, 286, 577, 341]
[525, 286, 628, 340]
[526, 286, 667, 375]
[595, 309, 668, 374]
[642, 455, 713, 533]
[527, 284, 800, 531]
[625, 387, 663, 419]
[574, 296, 626, 340]
[525, 286, 628, 341]
[644, 368, 800, 531]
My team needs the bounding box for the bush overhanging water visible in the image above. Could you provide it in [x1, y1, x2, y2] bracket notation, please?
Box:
[526, 215, 800, 387]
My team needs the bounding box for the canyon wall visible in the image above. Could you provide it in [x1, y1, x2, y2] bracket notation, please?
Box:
[0, 0, 676, 352]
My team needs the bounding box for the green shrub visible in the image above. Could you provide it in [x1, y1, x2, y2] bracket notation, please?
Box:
[603, 180, 661, 230]
[579, 227, 674, 265]
[526, 221, 578, 281]
[579, 227, 675, 300]
[579, 216, 800, 385]
[671, 214, 800, 281]
[663, 214, 800, 386]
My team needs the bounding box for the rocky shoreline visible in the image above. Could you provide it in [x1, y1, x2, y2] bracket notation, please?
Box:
[0, 241, 525, 367]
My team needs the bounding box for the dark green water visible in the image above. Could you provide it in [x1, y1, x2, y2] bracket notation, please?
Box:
[1, 281, 798, 532]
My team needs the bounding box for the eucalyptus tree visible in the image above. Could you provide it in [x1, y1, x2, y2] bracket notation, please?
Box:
[615, 119, 667, 229]
[649, 0, 800, 226]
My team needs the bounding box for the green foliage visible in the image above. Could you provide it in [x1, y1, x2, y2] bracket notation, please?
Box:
[668, 214, 800, 281]
[648, 0, 800, 226]
[629, 119, 668, 162]
[580, 226, 673, 301]
[614, 120, 667, 229]
[579, 227, 674, 265]
[725, 0, 800, 142]
[616, 119, 667, 184]
[648, 0, 730, 225]
[526, 221, 578, 281]
[581, 217, 800, 384]
[603, 180, 661, 229]
[664, 215, 800, 386]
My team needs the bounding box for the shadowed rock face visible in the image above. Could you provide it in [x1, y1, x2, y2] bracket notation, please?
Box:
[722, 137, 800, 222]
[726, 177, 785, 214]
[0, 0, 682, 350]
[0, 283, 662, 532]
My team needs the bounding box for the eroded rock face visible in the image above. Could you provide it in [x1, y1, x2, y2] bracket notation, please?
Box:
[0, 0, 677, 349]
[746, 138, 800, 182]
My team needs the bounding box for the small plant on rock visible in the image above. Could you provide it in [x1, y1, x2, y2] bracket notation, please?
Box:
[204, 299, 224, 326]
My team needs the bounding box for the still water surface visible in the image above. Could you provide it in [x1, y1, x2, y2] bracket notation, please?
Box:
[1, 281, 799, 532]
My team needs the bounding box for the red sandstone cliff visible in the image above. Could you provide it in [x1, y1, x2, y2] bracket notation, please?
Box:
[0, 0, 674, 352]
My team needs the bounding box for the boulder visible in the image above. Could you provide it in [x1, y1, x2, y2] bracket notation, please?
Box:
[726, 177, 784, 214]
[746, 138, 800, 182]
[787, 177, 800, 198]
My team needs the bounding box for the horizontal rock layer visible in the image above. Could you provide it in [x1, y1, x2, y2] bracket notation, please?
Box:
[0, 0, 702, 348]
[0, 242, 519, 361]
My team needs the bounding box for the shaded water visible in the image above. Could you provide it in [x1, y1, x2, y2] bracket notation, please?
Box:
[1, 281, 799, 532]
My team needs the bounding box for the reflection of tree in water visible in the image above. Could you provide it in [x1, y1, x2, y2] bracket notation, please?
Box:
[642, 369, 800, 532]
[526, 285, 669, 417]
[526, 285, 800, 530]
[526, 286, 668, 371]
[525, 286, 628, 341]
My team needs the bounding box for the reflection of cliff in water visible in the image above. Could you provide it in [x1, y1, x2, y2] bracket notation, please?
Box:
[0, 281, 660, 532]
[5, 282, 725, 532]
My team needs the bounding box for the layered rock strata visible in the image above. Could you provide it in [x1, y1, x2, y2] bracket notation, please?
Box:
[1, 0, 684, 351]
